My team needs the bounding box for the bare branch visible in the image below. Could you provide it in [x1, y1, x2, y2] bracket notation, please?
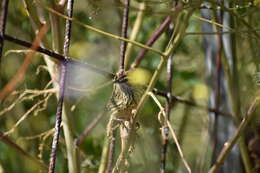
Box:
[76, 111, 106, 146]
[0, 24, 49, 100]
[160, 54, 173, 173]
[0, 131, 47, 169]
[148, 92, 191, 173]
[131, 16, 171, 69]
[153, 88, 233, 117]
[4, 93, 52, 136]
[119, 0, 130, 72]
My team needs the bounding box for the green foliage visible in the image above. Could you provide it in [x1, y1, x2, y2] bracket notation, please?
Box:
[0, 0, 260, 173]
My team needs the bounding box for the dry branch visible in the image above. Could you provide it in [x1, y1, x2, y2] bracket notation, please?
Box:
[0, 24, 49, 100]
[119, 0, 130, 72]
[0, 131, 47, 169]
[208, 97, 260, 173]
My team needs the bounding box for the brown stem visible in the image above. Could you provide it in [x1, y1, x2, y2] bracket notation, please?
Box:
[131, 16, 171, 69]
[119, 0, 130, 73]
[160, 54, 174, 173]
[75, 111, 106, 146]
[208, 97, 260, 173]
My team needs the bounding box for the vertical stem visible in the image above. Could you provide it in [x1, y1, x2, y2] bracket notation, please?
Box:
[124, 2, 145, 69]
[119, 0, 130, 73]
[0, 0, 9, 68]
[106, 132, 116, 173]
[160, 54, 173, 173]
[48, 59, 68, 173]
[62, 1, 80, 173]
[76, 111, 106, 146]
[211, 4, 223, 162]
[49, 0, 79, 173]
[98, 133, 116, 173]
[63, 0, 74, 56]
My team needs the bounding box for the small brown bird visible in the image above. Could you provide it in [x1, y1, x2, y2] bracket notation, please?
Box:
[106, 72, 144, 136]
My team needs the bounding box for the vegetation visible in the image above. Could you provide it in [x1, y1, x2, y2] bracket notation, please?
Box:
[0, 0, 259, 173]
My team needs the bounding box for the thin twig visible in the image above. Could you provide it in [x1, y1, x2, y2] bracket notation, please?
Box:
[119, 0, 130, 72]
[153, 88, 233, 117]
[0, 131, 47, 169]
[98, 132, 115, 173]
[207, 0, 260, 40]
[106, 131, 116, 173]
[131, 15, 171, 69]
[34, 0, 165, 57]
[0, 24, 49, 101]
[148, 92, 191, 173]
[75, 111, 106, 146]
[0, 0, 9, 66]
[0, 88, 55, 117]
[4, 93, 52, 136]
[160, 53, 173, 173]
[208, 97, 260, 173]
[19, 128, 55, 141]
[3, 34, 115, 78]
[124, 2, 146, 69]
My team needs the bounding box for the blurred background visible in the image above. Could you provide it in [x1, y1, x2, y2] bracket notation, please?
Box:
[0, 0, 260, 173]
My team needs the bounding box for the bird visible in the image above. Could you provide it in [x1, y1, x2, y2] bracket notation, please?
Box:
[106, 71, 145, 137]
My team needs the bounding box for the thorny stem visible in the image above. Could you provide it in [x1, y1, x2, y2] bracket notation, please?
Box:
[208, 97, 260, 173]
[48, 59, 68, 173]
[63, 0, 73, 57]
[0, 0, 9, 67]
[119, 0, 130, 73]
[59, 1, 80, 173]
